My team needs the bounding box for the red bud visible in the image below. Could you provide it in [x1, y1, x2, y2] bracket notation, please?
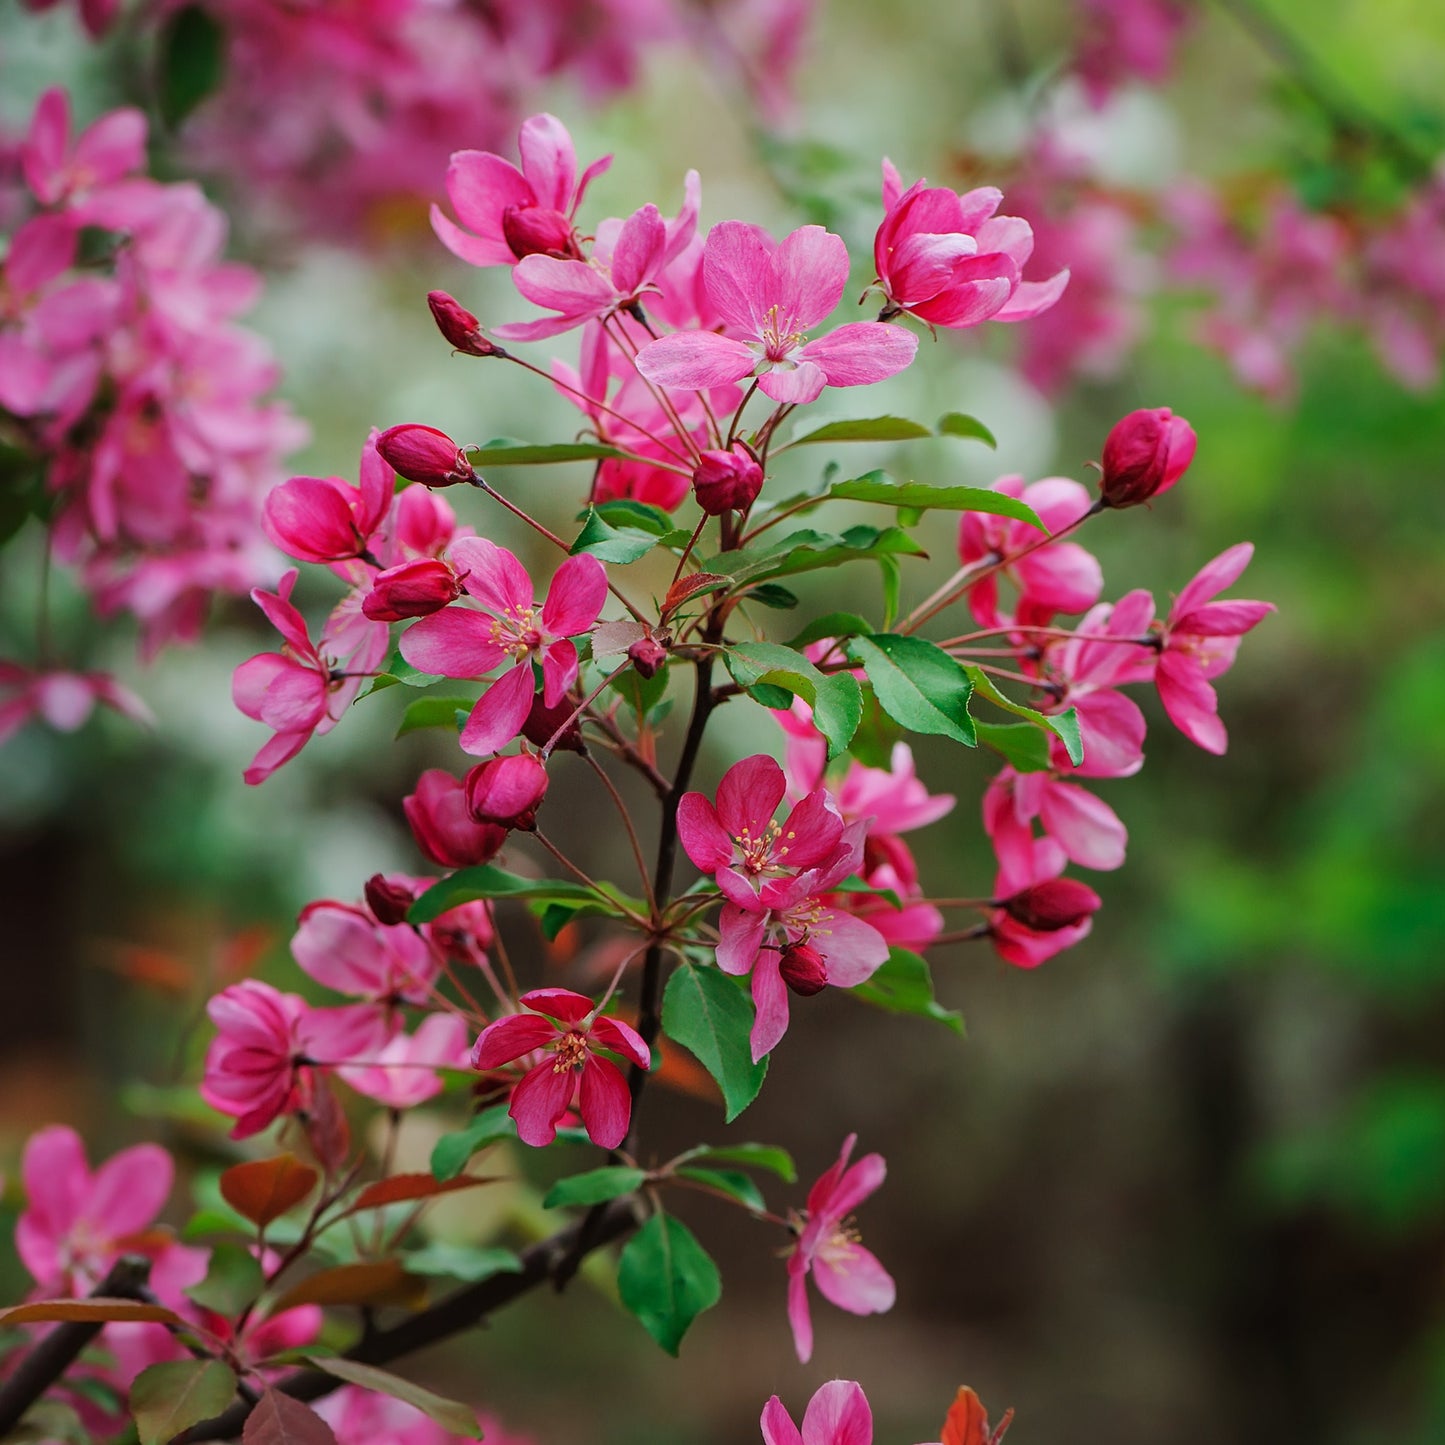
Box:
[522, 693, 586, 755]
[404, 769, 506, 867]
[691, 445, 764, 516]
[1099, 407, 1196, 508]
[628, 636, 668, 679]
[465, 753, 549, 831]
[364, 872, 418, 926]
[779, 942, 828, 996]
[1001, 878, 1101, 932]
[427, 290, 504, 357]
[362, 558, 463, 621]
[377, 424, 471, 488]
[501, 205, 577, 261]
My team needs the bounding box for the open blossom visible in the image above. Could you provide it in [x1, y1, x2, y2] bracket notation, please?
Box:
[988, 838, 1096, 968]
[1156, 543, 1274, 754]
[0, 662, 152, 745]
[339, 1014, 472, 1110]
[874, 161, 1069, 328]
[400, 539, 607, 756]
[471, 988, 650, 1149]
[985, 765, 1129, 875]
[762, 1381, 874, 1445]
[263, 443, 393, 564]
[636, 221, 919, 404]
[787, 1135, 895, 1363]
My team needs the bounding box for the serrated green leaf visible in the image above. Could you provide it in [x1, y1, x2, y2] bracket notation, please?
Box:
[706, 525, 927, 588]
[845, 634, 976, 746]
[467, 439, 628, 467]
[543, 1166, 647, 1209]
[975, 721, 1052, 773]
[662, 965, 768, 1121]
[395, 696, 473, 738]
[962, 665, 1083, 765]
[617, 1212, 721, 1356]
[678, 1142, 796, 1182]
[130, 1359, 237, 1445]
[936, 412, 998, 447]
[789, 416, 934, 446]
[430, 1105, 515, 1181]
[184, 1241, 264, 1317]
[827, 477, 1042, 528]
[571, 507, 664, 564]
[675, 1166, 767, 1213]
[852, 948, 963, 1032]
[724, 642, 862, 758]
[306, 1358, 480, 1437]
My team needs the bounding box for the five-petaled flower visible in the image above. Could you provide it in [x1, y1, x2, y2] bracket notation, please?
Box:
[471, 988, 650, 1149]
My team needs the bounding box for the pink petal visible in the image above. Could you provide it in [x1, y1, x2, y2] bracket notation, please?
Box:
[444, 151, 533, 248]
[399, 608, 508, 679]
[1069, 691, 1147, 779]
[1156, 651, 1228, 754]
[542, 553, 607, 637]
[1173, 543, 1255, 618]
[73, 107, 146, 186]
[777, 790, 845, 870]
[1038, 780, 1128, 870]
[811, 1242, 896, 1320]
[590, 1015, 651, 1068]
[750, 951, 790, 1061]
[452, 538, 534, 618]
[824, 1150, 886, 1221]
[635, 330, 756, 391]
[761, 1398, 805, 1445]
[242, 729, 311, 786]
[541, 639, 579, 709]
[611, 204, 666, 296]
[887, 231, 979, 304]
[473, 1013, 558, 1069]
[511, 255, 616, 317]
[787, 1251, 814, 1362]
[431, 204, 512, 269]
[520, 988, 594, 1025]
[1014, 542, 1103, 616]
[509, 1061, 576, 1147]
[678, 793, 734, 873]
[717, 754, 786, 838]
[797, 324, 918, 388]
[86, 1144, 173, 1239]
[579, 1055, 632, 1149]
[758, 359, 828, 405]
[1174, 600, 1274, 637]
[702, 220, 776, 333]
[518, 114, 576, 214]
[460, 664, 536, 756]
[291, 903, 388, 996]
[816, 912, 889, 987]
[993, 267, 1071, 322]
[771, 225, 850, 331]
[717, 904, 768, 976]
[801, 1381, 874, 1445]
[20, 1126, 88, 1244]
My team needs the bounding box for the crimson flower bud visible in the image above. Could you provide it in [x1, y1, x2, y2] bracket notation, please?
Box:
[427, 290, 504, 357]
[779, 941, 829, 997]
[691, 445, 765, 516]
[404, 769, 507, 868]
[364, 872, 418, 926]
[501, 205, 576, 261]
[465, 753, 549, 831]
[362, 558, 463, 621]
[377, 424, 471, 488]
[522, 693, 585, 755]
[628, 636, 668, 679]
[1001, 878, 1101, 932]
[1099, 407, 1197, 508]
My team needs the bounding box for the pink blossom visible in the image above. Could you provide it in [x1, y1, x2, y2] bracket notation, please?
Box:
[0, 662, 152, 746]
[471, 988, 650, 1149]
[21, 88, 145, 210]
[783, 736, 954, 839]
[635, 221, 918, 405]
[399, 539, 607, 756]
[984, 766, 1129, 875]
[404, 769, 508, 869]
[1156, 543, 1274, 754]
[465, 752, 549, 830]
[761, 1380, 874, 1445]
[432, 113, 610, 269]
[1098, 406, 1196, 508]
[874, 162, 1069, 329]
[339, 1014, 472, 1110]
[263, 445, 393, 563]
[988, 838, 1095, 968]
[362, 558, 465, 621]
[786, 1135, 895, 1363]
[318, 1385, 534, 1445]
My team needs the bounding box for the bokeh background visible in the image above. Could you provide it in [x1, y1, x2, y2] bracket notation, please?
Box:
[3, 2, 1445, 1442]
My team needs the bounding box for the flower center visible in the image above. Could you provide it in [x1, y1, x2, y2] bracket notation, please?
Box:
[489, 605, 544, 659]
[552, 1031, 588, 1072]
[734, 818, 797, 873]
[818, 1218, 862, 1268]
[758, 303, 806, 362]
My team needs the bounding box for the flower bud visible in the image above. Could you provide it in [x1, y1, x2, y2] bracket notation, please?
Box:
[465, 753, 549, 831]
[779, 941, 829, 997]
[522, 693, 585, 755]
[263, 476, 369, 563]
[377, 424, 471, 488]
[364, 872, 418, 926]
[404, 769, 507, 868]
[501, 205, 576, 261]
[1099, 407, 1196, 508]
[628, 635, 668, 679]
[362, 558, 463, 621]
[427, 290, 504, 357]
[1000, 878, 1101, 932]
[691, 445, 765, 516]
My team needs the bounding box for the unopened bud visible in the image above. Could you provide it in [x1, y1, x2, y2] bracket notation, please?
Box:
[501, 205, 576, 261]
[427, 290, 504, 357]
[404, 769, 506, 868]
[465, 753, 549, 831]
[362, 558, 463, 621]
[779, 942, 829, 997]
[522, 693, 586, 755]
[1001, 878, 1101, 932]
[1099, 407, 1196, 508]
[691, 445, 765, 516]
[377, 424, 471, 488]
[365, 872, 418, 926]
[628, 636, 668, 679]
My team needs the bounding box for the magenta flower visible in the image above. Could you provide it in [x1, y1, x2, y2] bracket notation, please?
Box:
[339, 1014, 471, 1111]
[431, 113, 611, 269]
[874, 161, 1069, 329]
[987, 837, 1096, 968]
[1099, 406, 1197, 508]
[984, 765, 1129, 876]
[635, 222, 919, 404]
[786, 1135, 895, 1364]
[1156, 543, 1274, 754]
[263, 445, 393, 564]
[403, 768, 508, 869]
[471, 988, 650, 1149]
[762, 1381, 874, 1445]
[0, 662, 152, 746]
[400, 538, 607, 756]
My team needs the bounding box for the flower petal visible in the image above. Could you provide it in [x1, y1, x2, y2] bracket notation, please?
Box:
[509, 1061, 576, 1147]
[797, 323, 919, 387]
[749, 950, 790, 1061]
[451, 538, 534, 618]
[399, 608, 507, 680]
[771, 225, 850, 331]
[678, 793, 734, 873]
[761, 1397, 805, 1445]
[812, 1242, 896, 1320]
[542, 553, 607, 637]
[460, 663, 535, 755]
[801, 1380, 874, 1445]
[635, 330, 756, 392]
[578, 1055, 631, 1149]
[717, 903, 768, 976]
[717, 753, 786, 839]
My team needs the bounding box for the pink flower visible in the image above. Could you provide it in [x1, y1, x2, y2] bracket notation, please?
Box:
[431, 113, 611, 268]
[987, 838, 1095, 968]
[262, 445, 393, 563]
[1098, 406, 1196, 508]
[635, 222, 919, 404]
[339, 1014, 472, 1111]
[762, 1380, 874, 1445]
[399, 539, 607, 756]
[874, 161, 1069, 329]
[0, 662, 152, 746]
[692, 444, 765, 515]
[404, 769, 508, 869]
[1156, 543, 1274, 754]
[363, 558, 464, 621]
[376, 424, 471, 489]
[1074, 0, 1192, 106]
[984, 766, 1129, 875]
[786, 1135, 895, 1363]
[465, 752, 549, 830]
[471, 988, 650, 1149]
[21, 87, 145, 210]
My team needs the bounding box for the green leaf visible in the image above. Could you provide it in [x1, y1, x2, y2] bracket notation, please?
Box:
[662, 964, 768, 1122]
[467, 439, 628, 467]
[130, 1359, 237, 1445]
[747, 583, 799, 610]
[361, 646, 445, 697]
[852, 949, 963, 1033]
[975, 721, 1052, 773]
[400, 1243, 524, 1284]
[184, 1241, 265, 1317]
[845, 634, 976, 746]
[609, 662, 669, 718]
[724, 642, 862, 758]
[936, 412, 998, 447]
[706, 525, 927, 588]
[410, 866, 628, 923]
[674, 1166, 767, 1213]
[571, 507, 664, 564]
[678, 1142, 796, 1182]
[157, 6, 225, 129]
[394, 696, 472, 738]
[789, 416, 934, 446]
[431, 1105, 516, 1181]
[543, 1166, 647, 1209]
[306, 1358, 480, 1437]
[590, 499, 674, 534]
[787, 612, 873, 648]
[827, 477, 1043, 528]
[617, 1212, 722, 1356]
[962, 665, 1084, 765]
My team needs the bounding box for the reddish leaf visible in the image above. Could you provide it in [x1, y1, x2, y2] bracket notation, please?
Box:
[242, 1389, 338, 1445]
[0, 1298, 183, 1327]
[220, 1154, 318, 1229]
[940, 1387, 1014, 1445]
[662, 572, 729, 616]
[345, 1173, 496, 1214]
[269, 1260, 422, 1314]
